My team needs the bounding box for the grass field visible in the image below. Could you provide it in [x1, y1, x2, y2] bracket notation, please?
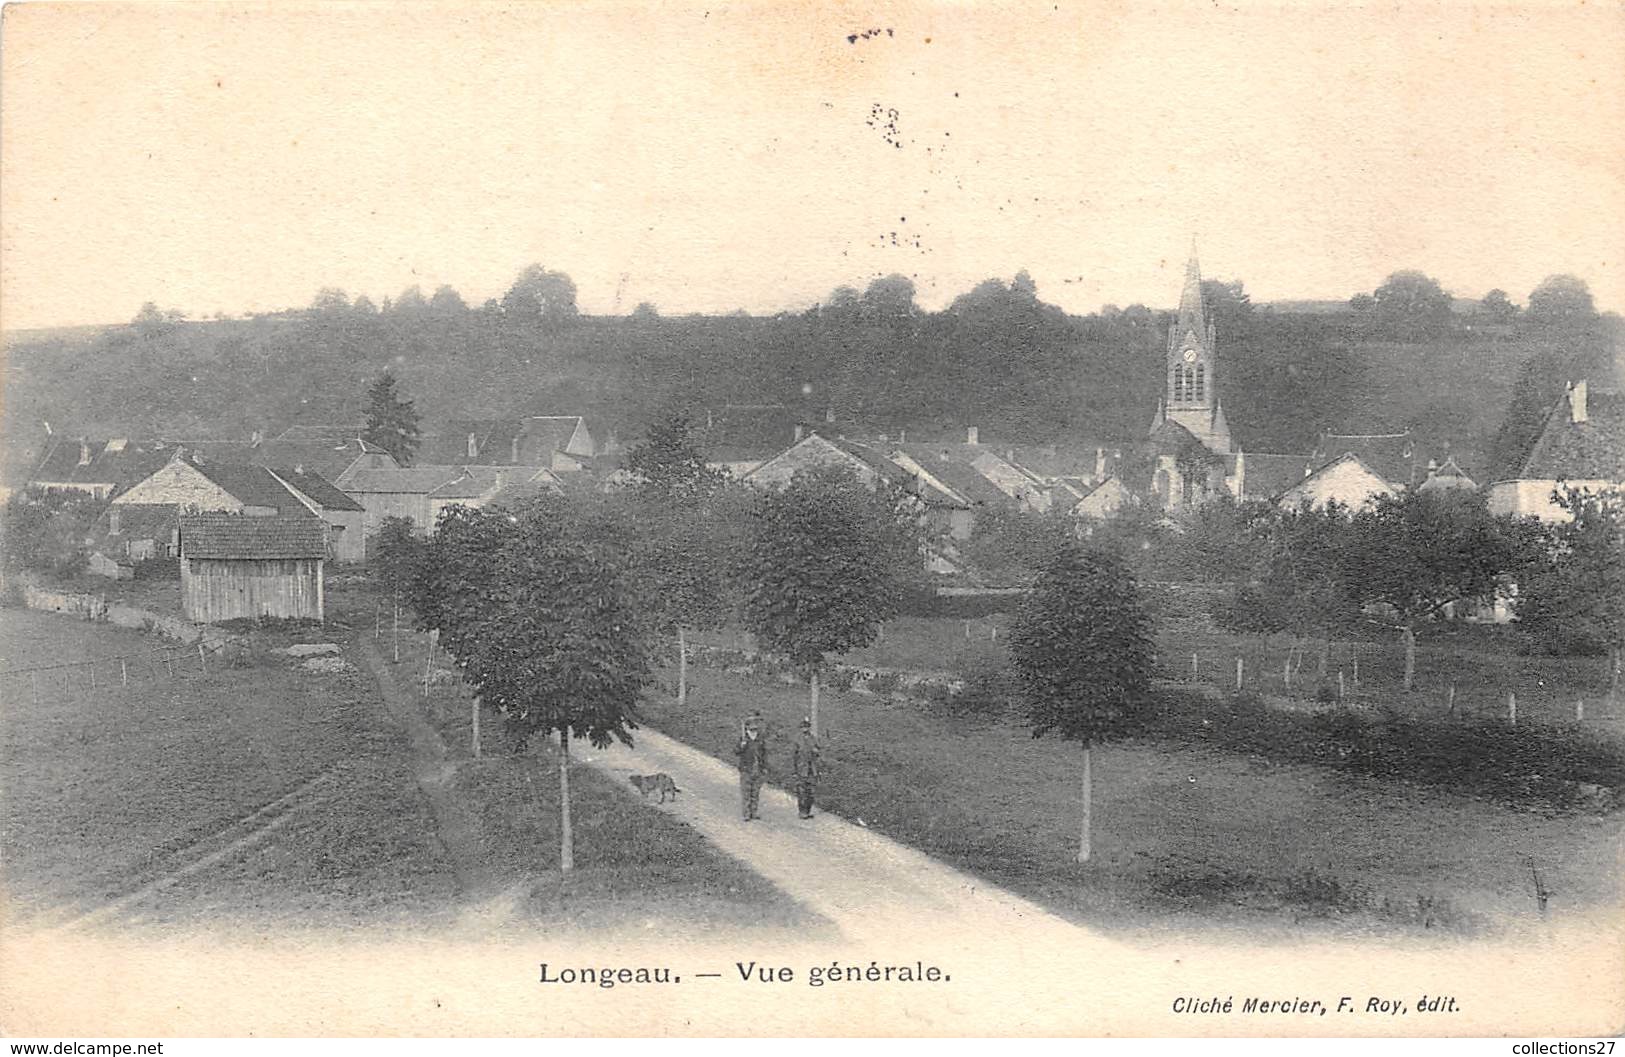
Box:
[1, 605, 811, 936]
[695, 596, 1624, 731]
[639, 662, 1624, 941]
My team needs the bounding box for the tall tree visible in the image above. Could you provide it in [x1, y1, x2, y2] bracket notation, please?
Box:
[1526, 274, 1596, 324]
[501, 265, 579, 327]
[623, 408, 725, 504]
[740, 465, 921, 733]
[1479, 288, 1518, 324]
[1515, 487, 1625, 701]
[1008, 544, 1156, 863]
[428, 285, 467, 315]
[1367, 270, 1454, 339]
[415, 499, 649, 872]
[362, 371, 422, 465]
[1337, 490, 1518, 690]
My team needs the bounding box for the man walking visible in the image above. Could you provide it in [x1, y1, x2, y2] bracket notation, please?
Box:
[792, 717, 821, 819]
[736, 710, 768, 821]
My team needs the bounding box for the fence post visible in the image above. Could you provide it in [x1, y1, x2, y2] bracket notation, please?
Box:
[424, 645, 433, 698]
[375, 602, 381, 640]
[1576, 699, 1585, 722]
[31, 671, 39, 705]
[472, 696, 481, 759]
[198, 643, 207, 675]
[1338, 670, 1345, 702]
[1283, 652, 1292, 692]
[393, 603, 400, 663]
[963, 620, 971, 640]
[1508, 692, 1517, 726]
[121, 659, 128, 688]
[1352, 653, 1359, 688]
[1446, 683, 1456, 715]
[1235, 657, 1244, 692]
[1191, 653, 1198, 681]
[164, 652, 174, 678]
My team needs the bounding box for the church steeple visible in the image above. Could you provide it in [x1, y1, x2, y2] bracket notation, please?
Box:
[1175, 249, 1207, 344]
[1160, 242, 1230, 454]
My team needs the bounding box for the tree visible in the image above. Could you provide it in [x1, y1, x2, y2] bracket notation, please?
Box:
[369, 516, 422, 599]
[1216, 503, 1360, 684]
[740, 465, 921, 733]
[472, 498, 650, 871]
[362, 371, 422, 465]
[1480, 289, 1518, 325]
[621, 409, 736, 705]
[310, 287, 350, 314]
[1526, 274, 1596, 324]
[960, 505, 1075, 586]
[1368, 270, 1453, 338]
[859, 274, 917, 326]
[393, 285, 428, 314]
[1008, 544, 1155, 863]
[501, 265, 579, 327]
[622, 408, 725, 504]
[428, 285, 467, 315]
[2, 487, 104, 576]
[1515, 487, 1625, 701]
[1338, 490, 1518, 690]
[132, 302, 177, 338]
[412, 499, 650, 872]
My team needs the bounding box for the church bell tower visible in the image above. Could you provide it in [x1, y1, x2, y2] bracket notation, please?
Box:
[1156, 249, 1231, 454]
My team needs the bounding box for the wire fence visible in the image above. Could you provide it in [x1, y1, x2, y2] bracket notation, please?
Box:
[1, 637, 235, 704]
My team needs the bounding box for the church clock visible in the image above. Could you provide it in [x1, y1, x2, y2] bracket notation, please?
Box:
[1182, 346, 1198, 362]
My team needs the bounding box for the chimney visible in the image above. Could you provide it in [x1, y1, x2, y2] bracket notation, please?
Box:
[898, 429, 906, 444]
[250, 429, 263, 447]
[78, 440, 91, 466]
[1095, 447, 1106, 482]
[793, 424, 804, 442]
[511, 436, 520, 463]
[706, 409, 715, 430]
[1570, 379, 1589, 424]
[878, 432, 889, 445]
[825, 408, 836, 424]
[967, 426, 979, 446]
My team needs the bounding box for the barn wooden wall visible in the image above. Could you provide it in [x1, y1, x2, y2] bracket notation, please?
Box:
[182, 558, 323, 624]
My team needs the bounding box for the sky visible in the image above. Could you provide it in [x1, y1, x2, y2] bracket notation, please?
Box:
[3, 1, 1623, 330]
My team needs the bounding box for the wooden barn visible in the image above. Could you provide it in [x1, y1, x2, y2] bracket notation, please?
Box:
[179, 514, 327, 624]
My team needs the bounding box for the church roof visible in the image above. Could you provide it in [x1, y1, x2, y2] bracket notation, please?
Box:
[1234, 452, 1312, 500]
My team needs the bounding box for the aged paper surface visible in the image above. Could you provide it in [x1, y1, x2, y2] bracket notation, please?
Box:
[2, 0, 1623, 1039]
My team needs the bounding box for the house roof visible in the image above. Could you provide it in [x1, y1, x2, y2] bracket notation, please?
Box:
[182, 456, 313, 512]
[824, 437, 966, 508]
[1236, 452, 1311, 500]
[1148, 419, 1223, 461]
[520, 415, 588, 454]
[102, 502, 179, 540]
[427, 465, 553, 500]
[1279, 453, 1397, 504]
[1516, 389, 1625, 482]
[1003, 443, 1123, 481]
[180, 514, 328, 560]
[1308, 431, 1418, 487]
[259, 437, 387, 482]
[891, 444, 1014, 507]
[269, 466, 365, 511]
[420, 419, 523, 464]
[341, 466, 465, 494]
[29, 437, 172, 490]
[271, 424, 362, 445]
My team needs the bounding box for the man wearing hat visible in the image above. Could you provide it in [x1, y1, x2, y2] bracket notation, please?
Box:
[791, 717, 821, 819]
[735, 710, 768, 821]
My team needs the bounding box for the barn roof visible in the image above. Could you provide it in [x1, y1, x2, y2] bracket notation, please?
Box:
[1517, 389, 1625, 482]
[180, 514, 328, 559]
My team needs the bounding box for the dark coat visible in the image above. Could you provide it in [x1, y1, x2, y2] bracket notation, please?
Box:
[792, 731, 821, 778]
[736, 731, 767, 774]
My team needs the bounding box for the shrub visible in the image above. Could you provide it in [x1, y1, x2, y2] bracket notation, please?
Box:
[939, 655, 1019, 719]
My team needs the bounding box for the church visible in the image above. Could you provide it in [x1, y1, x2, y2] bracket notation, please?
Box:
[1138, 248, 1466, 514]
[1142, 251, 1258, 510]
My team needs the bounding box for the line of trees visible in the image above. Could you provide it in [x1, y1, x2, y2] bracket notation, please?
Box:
[380, 410, 929, 869]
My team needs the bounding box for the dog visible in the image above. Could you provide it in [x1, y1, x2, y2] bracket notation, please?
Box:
[628, 773, 682, 803]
